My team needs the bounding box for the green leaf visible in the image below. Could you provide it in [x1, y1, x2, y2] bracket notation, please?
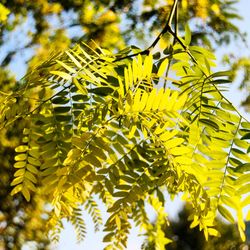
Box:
[107, 199, 123, 213]
[15, 154, 27, 161]
[241, 122, 250, 129]
[242, 195, 250, 207]
[14, 161, 26, 168]
[73, 78, 88, 95]
[29, 149, 40, 159]
[221, 102, 235, 111]
[56, 60, 76, 73]
[113, 191, 128, 197]
[235, 163, 250, 173]
[218, 205, 234, 223]
[11, 176, 23, 186]
[15, 145, 29, 153]
[66, 51, 82, 68]
[14, 168, 25, 177]
[52, 96, 69, 104]
[157, 58, 169, 77]
[233, 138, 249, 149]
[89, 87, 114, 96]
[84, 154, 102, 168]
[221, 195, 238, 210]
[27, 157, 41, 167]
[237, 183, 250, 195]
[199, 118, 219, 131]
[25, 171, 37, 183]
[105, 179, 114, 194]
[235, 173, 250, 186]
[170, 146, 191, 155]
[90, 146, 107, 160]
[165, 138, 184, 149]
[143, 53, 153, 78]
[10, 184, 23, 196]
[185, 24, 191, 45]
[50, 71, 72, 80]
[24, 179, 37, 192]
[208, 228, 220, 237]
[22, 186, 31, 201]
[209, 71, 231, 78]
[232, 148, 250, 161]
[103, 232, 115, 242]
[120, 175, 135, 184]
[116, 184, 131, 191]
[241, 133, 250, 140]
[229, 157, 242, 167]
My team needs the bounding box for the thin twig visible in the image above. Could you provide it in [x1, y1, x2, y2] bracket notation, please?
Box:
[114, 0, 179, 62]
[164, 3, 178, 90]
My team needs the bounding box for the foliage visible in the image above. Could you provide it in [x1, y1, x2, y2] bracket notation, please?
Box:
[0, 0, 243, 70]
[1, 1, 250, 249]
[0, 3, 10, 23]
[0, 70, 51, 249]
[143, 204, 250, 250]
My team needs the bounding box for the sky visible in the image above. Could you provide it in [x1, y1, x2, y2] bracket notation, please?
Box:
[16, 0, 250, 249]
[55, 1, 250, 250]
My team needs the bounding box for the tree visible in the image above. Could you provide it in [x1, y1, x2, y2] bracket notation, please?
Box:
[143, 204, 250, 250]
[0, 0, 244, 70]
[1, 1, 250, 249]
[0, 70, 51, 249]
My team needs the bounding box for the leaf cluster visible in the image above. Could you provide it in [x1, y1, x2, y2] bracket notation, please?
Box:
[1, 25, 250, 248]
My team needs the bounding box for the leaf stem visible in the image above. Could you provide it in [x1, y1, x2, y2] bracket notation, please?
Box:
[217, 116, 242, 205]
[114, 0, 179, 62]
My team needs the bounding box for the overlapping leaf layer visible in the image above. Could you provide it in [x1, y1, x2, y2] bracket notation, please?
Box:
[1, 38, 250, 249]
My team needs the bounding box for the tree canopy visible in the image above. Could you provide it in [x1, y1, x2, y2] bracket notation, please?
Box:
[144, 204, 249, 250]
[1, 0, 250, 249]
[0, 0, 244, 69]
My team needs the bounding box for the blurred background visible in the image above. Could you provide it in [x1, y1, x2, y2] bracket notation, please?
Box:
[0, 0, 250, 249]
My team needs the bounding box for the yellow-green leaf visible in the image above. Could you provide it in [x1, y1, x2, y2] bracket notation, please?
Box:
[15, 145, 29, 153]
[11, 176, 23, 186]
[50, 71, 72, 80]
[218, 205, 234, 223]
[0, 4, 10, 22]
[157, 58, 169, 77]
[10, 184, 22, 196]
[22, 186, 31, 201]
[165, 138, 184, 149]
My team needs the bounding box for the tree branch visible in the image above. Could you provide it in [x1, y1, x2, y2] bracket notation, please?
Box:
[114, 0, 179, 62]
